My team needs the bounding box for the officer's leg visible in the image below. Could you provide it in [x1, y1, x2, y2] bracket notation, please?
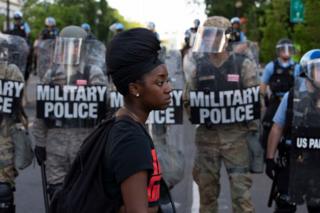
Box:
[274, 195, 296, 213]
[0, 135, 16, 213]
[46, 132, 69, 198]
[0, 183, 14, 213]
[193, 126, 221, 213]
[274, 164, 296, 213]
[222, 126, 254, 213]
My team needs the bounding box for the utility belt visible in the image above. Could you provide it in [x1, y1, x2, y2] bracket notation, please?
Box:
[203, 121, 249, 130]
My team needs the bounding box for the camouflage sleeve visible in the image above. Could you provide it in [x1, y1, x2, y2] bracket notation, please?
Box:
[241, 58, 259, 88]
[89, 65, 107, 85]
[32, 119, 48, 147]
[241, 58, 260, 130]
[182, 64, 197, 117]
[6, 64, 24, 82]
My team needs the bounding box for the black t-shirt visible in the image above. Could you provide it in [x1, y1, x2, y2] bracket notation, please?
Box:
[102, 117, 162, 208]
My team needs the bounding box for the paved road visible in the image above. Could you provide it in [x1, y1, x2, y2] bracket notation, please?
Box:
[14, 74, 308, 213]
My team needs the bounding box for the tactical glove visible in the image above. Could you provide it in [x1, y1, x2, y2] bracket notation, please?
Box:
[34, 146, 46, 165]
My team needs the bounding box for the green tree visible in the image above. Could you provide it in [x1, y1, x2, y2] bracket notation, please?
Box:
[21, 0, 140, 43]
[204, 0, 254, 19]
[293, 0, 320, 57]
[259, 0, 292, 63]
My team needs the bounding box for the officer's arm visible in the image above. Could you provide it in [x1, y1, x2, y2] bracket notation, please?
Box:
[32, 118, 48, 147]
[267, 92, 288, 158]
[259, 83, 267, 96]
[241, 58, 259, 87]
[89, 65, 107, 85]
[182, 55, 197, 117]
[267, 123, 283, 159]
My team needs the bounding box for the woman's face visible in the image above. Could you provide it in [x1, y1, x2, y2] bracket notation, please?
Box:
[138, 64, 172, 110]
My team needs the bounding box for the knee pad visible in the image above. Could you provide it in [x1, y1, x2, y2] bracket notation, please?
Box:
[274, 194, 296, 213]
[0, 183, 14, 213]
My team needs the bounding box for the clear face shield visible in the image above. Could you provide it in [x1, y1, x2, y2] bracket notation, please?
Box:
[53, 37, 83, 65]
[307, 59, 320, 89]
[276, 44, 295, 58]
[192, 27, 227, 53]
[52, 37, 84, 85]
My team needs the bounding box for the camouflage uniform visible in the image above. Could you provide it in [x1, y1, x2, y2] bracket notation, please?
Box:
[0, 64, 24, 186]
[184, 16, 258, 212]
[32, 65, 106, 185]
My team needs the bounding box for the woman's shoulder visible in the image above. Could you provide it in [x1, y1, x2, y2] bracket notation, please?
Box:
[112, 117, 144, 134]
[108, 117, 150, 145]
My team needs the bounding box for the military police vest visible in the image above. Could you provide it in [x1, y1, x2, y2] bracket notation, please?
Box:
[195, 53, 245, 92]
[269, 60, 295, 95]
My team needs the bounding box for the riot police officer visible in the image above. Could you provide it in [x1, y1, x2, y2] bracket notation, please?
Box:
[260, 38, 300, 150]
[40, 17, 59, 40]
[229, 17, 246, 43]
[183, 16, 258, 213]
[7, 11, 30, 40]
[267, 49, 320, 213]
[32, 26, 107, 199]
[184, 19, 200, 49]
[0, 35, 26, 213]
[109, 22, 124, 35]
[81, 23, 97, 40]
[147, 22, 160, 40]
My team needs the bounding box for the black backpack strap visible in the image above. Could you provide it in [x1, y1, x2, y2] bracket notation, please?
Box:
[159, 179, 176, 213]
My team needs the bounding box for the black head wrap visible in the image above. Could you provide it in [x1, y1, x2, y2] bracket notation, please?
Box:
[106, 28, 162, 95]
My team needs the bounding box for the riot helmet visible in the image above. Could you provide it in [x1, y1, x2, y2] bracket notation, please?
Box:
[276, 38, 295, 59]
[193, 19, 200, 29]
[231, 17, 241, 25]
[13, 11, 23, 20]
[45, 17, 56, 27]
[81, 23, 91, 32]
[300, 49, 320, 89]
[53, 25, 87, 66]
[147, 22, 156, 31]
[52, 26, 88, 85]
[230, 17, 241, 30]
[193, 16, 231, 53]
[109, 23, 124, 34]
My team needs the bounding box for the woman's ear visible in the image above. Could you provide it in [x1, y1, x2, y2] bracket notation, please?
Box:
[128, 82, 141, 97]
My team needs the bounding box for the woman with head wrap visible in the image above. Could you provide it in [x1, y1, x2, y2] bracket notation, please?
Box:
[103, 28, 172, 212]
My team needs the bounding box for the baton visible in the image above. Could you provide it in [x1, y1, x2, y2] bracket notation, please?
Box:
[268, 171, 278, 207]
[40, 162, 50, 213]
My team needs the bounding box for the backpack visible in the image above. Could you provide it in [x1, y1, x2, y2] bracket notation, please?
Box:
[50, 117, 121, 213]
